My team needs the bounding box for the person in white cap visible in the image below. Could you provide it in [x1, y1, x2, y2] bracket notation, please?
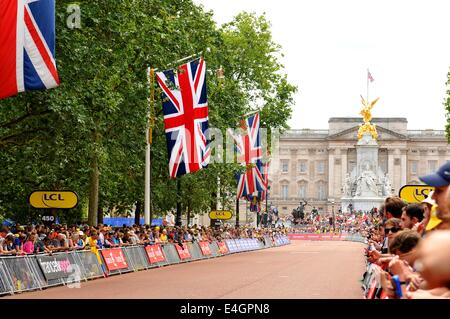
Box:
[415, 191, 436, 237]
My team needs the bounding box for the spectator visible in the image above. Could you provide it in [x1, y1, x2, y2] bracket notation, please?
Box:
[400, 204, 424, 230]
[419, 161, 450, 220]
[22, 234, 36, 254]
[407, 230, 450, 298]
[418, 192, 436, 236]
[159, 229, 168, 243]
[0, 234, 17, 254]
[388, 229, 421, 266]
[383, 218, 402, 253]
[384, 196, 407, 219]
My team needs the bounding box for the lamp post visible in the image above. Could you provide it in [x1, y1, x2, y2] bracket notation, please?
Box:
[331, 200, 335, 230]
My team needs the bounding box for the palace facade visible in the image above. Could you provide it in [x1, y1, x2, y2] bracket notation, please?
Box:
[268, 117, 450, 217]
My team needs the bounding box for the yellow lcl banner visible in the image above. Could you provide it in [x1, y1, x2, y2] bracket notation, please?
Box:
[399, 185, 434, 203]
[29, 191, 79, 209]
[209, 210, 233, 220]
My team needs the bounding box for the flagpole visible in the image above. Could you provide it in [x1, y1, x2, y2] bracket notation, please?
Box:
[366, 68, 369, 102]
[235, 197, 240, 228]
[176, 177, 182, 227]
[145, 67, 155, 225]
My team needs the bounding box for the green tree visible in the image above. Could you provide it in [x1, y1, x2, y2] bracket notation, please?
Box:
[0, 1, 296, 225]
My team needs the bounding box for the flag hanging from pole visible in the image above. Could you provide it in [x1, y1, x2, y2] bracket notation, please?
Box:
[156, 57, 210, 178]
[0, 0, 60, 100]
[229, 113, 266, 198]
[367, 69, 374, 82]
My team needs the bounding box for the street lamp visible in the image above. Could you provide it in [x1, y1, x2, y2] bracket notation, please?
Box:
[329, 199, 335, 230]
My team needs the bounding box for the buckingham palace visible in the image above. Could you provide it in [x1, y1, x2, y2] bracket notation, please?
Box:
[268, 117, 450, 217]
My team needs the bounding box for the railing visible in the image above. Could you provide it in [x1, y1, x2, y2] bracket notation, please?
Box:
[0, 235, 290, 297]
[282, 130, 330, 138]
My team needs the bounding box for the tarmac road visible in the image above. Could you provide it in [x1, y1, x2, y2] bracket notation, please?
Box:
[6, 241, 365, 299]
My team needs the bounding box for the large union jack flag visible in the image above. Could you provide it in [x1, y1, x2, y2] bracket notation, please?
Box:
[229, 113, 266, 198]
[0, 0, 60, 100]
[156, 58, 210, 178]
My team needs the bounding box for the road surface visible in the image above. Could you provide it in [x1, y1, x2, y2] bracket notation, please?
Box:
[6, 241, 365, 299]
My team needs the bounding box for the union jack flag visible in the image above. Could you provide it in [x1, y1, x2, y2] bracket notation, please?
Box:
[367, 69, 374, 82]
[229, 113, 266, 198]
[156, 58, 210, 178]
[0, 0, 60, 100]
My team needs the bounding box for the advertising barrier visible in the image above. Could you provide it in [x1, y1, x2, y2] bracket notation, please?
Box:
[101, 248, 128, 271]
[225, 239, 238, 253]
[145, 244, 166, 264]
[217, 241, 229, 254]
[175, 243, 191, 260]
[36, 254, 73, 281]
[198, 241, 212, 256]
[0, 236, 290, 297]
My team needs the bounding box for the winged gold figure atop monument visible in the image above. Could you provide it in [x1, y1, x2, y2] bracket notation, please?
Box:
[358, 95, 380, 140]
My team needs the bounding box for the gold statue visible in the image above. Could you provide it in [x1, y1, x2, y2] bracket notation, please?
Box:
[358, 95, 379, 140]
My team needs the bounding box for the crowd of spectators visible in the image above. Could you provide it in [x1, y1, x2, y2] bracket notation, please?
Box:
[364, 161, 450, 299]
[289, 211, 376, 235]
[0, 222, 289, 256]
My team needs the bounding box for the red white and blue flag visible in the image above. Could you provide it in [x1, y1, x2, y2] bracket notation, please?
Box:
[0, 0, 60, 100]
[156, 58, 210, 178]
[367, 69, 374, 82]
[229, 113, 266, 198]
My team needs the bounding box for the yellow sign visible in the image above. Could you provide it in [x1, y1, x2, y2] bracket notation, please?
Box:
[399, 185, 435, 203]
[209, 210, 233, 220]
[29, 191, 79, 209]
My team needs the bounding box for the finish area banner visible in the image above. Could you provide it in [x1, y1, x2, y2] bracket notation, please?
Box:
[288, 233, 344, 241]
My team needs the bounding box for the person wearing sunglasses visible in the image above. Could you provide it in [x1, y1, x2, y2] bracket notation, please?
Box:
[382, 218, 402, 254]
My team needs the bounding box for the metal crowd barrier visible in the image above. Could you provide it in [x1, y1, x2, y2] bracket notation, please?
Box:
[0, 237, 291, 297]
[122, 245, 151, 271]
[186, 242, 203, 260]
[161, 244, 182, 264]
[209, 241, 220, 257]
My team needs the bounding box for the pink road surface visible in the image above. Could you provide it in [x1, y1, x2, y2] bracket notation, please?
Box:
[5, 241, 365, 299]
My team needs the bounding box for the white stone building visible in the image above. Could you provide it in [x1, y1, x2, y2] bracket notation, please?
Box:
[268, 117, 450, 218]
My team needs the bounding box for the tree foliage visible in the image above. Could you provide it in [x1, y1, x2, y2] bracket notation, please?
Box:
[0, 0, 296, 224]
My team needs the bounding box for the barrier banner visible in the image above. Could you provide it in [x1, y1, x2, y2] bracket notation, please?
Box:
[367, 279, 377, 299]
[289, 233, 345, 241]
[217, 242, 229, 254]
[225, 240, 238, 253]
[145, 244, 166, 264]
[175, 243, 191, 260]
[101, 248, 128, 271]
[36, 255, 74, 281]
[198, 241, 212, 256]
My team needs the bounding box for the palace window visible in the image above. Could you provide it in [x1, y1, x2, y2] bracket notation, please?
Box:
[298, 183, 307, 199]
[281, 185, 289, 200]
[317, 161, 325, 174]
[281, 160, 289, 173]
[318, 184, 326, 200]
[299, 161, 307, 173]
[428, 160, 437, 174]
[411, 161, 418, 175]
